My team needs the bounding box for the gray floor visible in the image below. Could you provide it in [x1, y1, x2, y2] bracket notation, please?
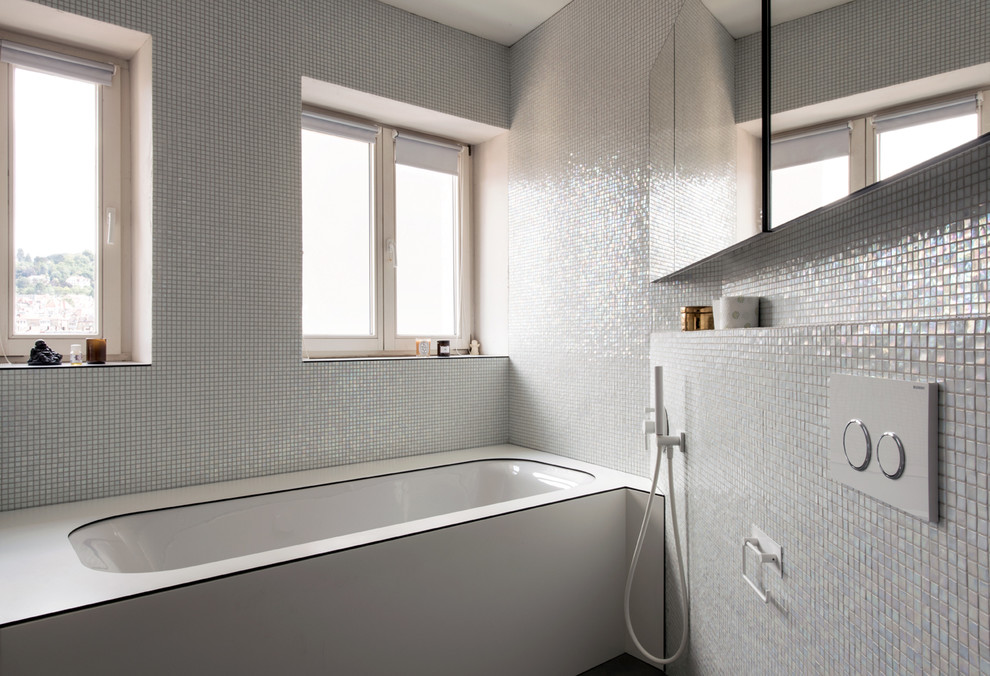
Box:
[579, 653, 664, 675]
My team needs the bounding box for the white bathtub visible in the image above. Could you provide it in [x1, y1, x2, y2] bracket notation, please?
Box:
[69, 459, 595, 573]
[0, 446, 663, 676]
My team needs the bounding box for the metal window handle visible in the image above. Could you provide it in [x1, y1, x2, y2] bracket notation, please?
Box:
[742, 537, 778, 603]
[386, 238, 397, 268]
[106, 207, 117, 246]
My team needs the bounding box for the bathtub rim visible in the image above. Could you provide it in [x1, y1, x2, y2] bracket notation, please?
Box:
[67, 457, 595, 547]
[0, 445, 655, 627]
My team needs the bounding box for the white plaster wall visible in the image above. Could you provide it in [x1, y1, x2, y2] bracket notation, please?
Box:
[473, 133, 509, 356]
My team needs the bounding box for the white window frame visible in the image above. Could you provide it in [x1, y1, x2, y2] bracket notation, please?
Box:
[769, 122, 854, 228]
[867, 93, 987, 184]
[771, 89, 989, 224]
[301, 108, 472, 358]
[0, 32, 127, 360]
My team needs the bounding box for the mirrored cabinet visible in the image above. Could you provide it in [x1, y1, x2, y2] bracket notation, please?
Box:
[651, 0, 990, 281]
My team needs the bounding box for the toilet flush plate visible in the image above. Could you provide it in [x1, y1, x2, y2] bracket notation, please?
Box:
[828, 374, 938, 522]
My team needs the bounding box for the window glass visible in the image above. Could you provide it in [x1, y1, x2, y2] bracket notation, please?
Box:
[11, 67, 99, 335]
[772, 156, 849, 228]
[300, 111, 469, 356]
[771, 125, 850, 228]
[301, 129, 375, 336]
[876, 112, 978, 181]
[394, 164, 458, 336]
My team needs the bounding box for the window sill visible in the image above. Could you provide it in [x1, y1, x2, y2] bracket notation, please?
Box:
[0, 361, 150, 370]
[303, 354, 506, 363]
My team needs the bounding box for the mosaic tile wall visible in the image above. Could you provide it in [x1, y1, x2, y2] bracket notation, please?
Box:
[651, 0, 736, 279]
[669, 0, 736, 273]
[507, 0, 676, 471]
[509, 1, 988, 670]
[736, 0, 990, 122]
[651, 138, 990, 673]
[648, 17, 676, 280]
[0, 0, 510, 511]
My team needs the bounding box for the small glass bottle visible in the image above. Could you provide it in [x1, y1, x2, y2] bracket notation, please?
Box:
[415, 338, 430, 357]
[69, 344, 84, 365]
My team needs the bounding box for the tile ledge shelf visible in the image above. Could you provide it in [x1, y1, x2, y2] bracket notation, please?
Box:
[304, 354, 507, 363]
[655, 316, 985, 335]
[0, 361, 149, 370]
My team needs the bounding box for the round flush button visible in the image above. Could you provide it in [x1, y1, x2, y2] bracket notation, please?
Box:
[842, 419, 871, 471]
[877, 432, 906, 479]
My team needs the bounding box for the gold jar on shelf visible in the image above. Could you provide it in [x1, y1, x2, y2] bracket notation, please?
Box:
[680, 306, 714, 331]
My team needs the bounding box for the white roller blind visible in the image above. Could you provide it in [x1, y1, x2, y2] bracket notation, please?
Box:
[874, 96, 978, 134]
[394, 133, 461, 175]
[0, 40, 115, 86]
[772, 124, 850, 170]
[301, 111, 378, 143]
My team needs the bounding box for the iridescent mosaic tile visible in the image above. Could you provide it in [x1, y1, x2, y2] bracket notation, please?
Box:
[651, 130, 990, 675]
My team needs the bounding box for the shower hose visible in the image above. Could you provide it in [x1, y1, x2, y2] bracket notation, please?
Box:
[623, 429, 689, 666]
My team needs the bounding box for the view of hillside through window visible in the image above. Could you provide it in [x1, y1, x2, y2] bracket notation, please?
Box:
[14, 249, 96, 334]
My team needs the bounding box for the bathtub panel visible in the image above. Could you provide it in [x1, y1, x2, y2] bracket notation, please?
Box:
[625, 489, 666, 661]
[1, 490, 629, 676]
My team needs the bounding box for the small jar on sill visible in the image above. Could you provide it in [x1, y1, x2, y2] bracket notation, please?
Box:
[680, 306, 714, 331]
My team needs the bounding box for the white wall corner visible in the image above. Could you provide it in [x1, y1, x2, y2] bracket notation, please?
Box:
[472, 133, 509, 356]
[129, 37, 153, 363]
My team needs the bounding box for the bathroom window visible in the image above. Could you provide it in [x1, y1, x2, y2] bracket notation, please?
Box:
[0, 36, 127, 360]
[874, 97, 980, 181]
[301, 109, 471, 357]
[771, 91, 985, 227]
[771, 125, 851, 228]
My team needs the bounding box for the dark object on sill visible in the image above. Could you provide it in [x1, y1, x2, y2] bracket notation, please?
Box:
[27, 340, 62, 366]
[437, 339, 450, 357]
[86, 338, 107, 364]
